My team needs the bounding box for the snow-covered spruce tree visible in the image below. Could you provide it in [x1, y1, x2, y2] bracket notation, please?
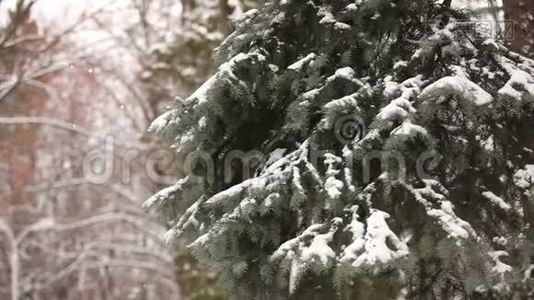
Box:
[145, 0, 534, 298]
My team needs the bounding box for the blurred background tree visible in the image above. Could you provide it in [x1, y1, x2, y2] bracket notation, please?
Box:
[0, 1, 179, 299]
[0, 0, 259, 299]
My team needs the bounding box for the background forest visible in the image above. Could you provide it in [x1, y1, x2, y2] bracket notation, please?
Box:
[0, 0, 532, 299]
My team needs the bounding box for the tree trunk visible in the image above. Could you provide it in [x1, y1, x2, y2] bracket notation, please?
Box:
[10, 250, 19, 300]
[503, 0, 534, 58]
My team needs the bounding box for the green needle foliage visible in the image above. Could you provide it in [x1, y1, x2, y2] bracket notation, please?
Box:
[147, 0, 534, 298]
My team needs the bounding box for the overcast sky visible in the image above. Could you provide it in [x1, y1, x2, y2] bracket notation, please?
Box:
[0, 0, 125, 30]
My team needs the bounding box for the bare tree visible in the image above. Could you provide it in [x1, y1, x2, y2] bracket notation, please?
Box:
[0, 1, 181, 299]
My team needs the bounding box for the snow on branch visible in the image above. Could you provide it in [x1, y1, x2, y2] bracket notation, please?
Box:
[418, 76, 493, 106]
